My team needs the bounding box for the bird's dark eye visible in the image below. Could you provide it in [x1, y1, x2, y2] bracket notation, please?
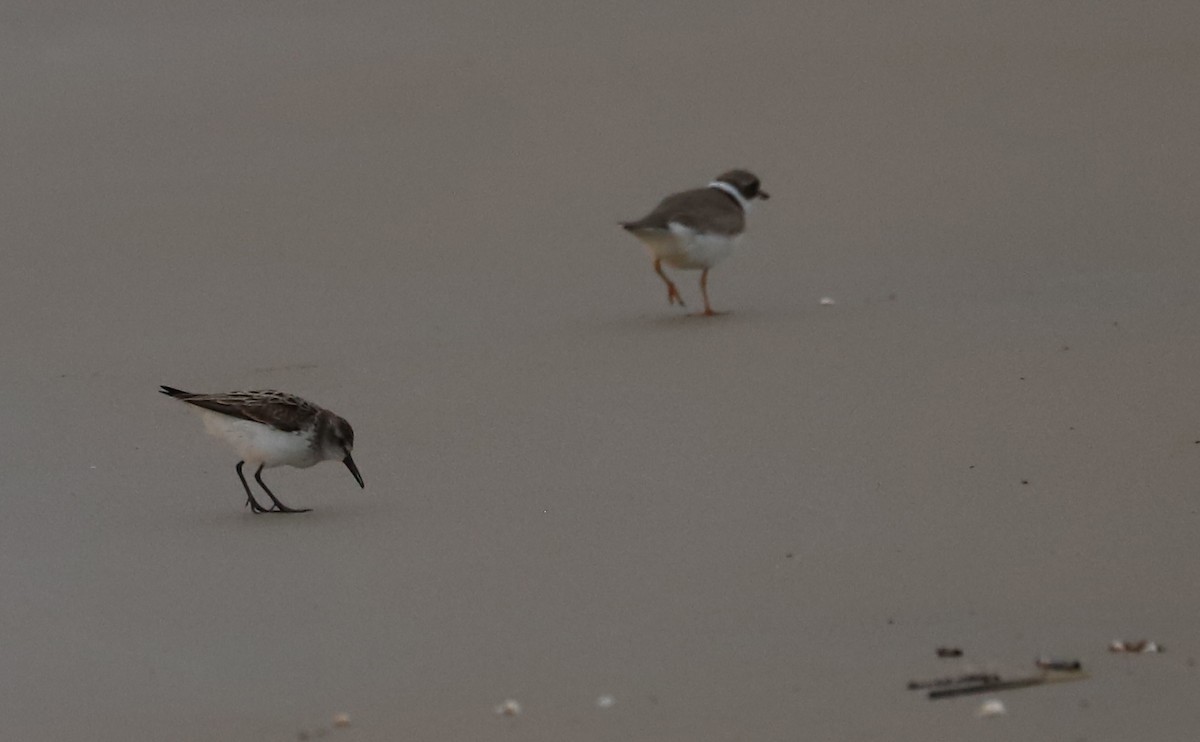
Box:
[747, 181, 760, 196]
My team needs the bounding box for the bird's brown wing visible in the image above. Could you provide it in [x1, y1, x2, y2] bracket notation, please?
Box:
[174, 390, 317, 432]
[622, 188, 744, 236]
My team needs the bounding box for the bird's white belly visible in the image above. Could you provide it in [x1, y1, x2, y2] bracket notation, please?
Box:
[198, 410, 318, 468]
[635, 224, 739, 270]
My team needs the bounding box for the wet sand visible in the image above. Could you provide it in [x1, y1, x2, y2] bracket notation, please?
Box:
[3, 2, 1200, 739]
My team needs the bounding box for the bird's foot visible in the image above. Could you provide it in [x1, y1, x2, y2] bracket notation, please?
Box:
[266, 503, 313, 514]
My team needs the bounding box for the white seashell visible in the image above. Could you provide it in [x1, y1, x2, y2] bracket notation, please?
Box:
[819, 296, 836, 305]
[332, 712, 351, 728]
[494, 699, 522, 717]
[596, 695, 616, 709]
[977, 699, 1006, 717]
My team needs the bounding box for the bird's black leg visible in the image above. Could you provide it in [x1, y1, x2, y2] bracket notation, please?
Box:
[236, 461, 271, 513]
[254, 464, 312, 514]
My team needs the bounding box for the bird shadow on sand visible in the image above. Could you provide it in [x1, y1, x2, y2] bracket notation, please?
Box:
[188, 501, 378, 530]
[590, 306, 772, 334]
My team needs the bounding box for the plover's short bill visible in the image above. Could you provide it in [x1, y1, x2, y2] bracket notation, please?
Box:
[160, 386, 364, 513]
[621, 169, 769, 316]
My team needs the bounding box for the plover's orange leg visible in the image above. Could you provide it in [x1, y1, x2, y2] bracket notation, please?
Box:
[236, 461, 271, 513]
[254, 464, 312, 514]
[654, 258, 685, 307]
[698, 268, 720, 316]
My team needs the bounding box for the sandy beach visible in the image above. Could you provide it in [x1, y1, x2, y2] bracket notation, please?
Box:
[4, 2, 1199, 739]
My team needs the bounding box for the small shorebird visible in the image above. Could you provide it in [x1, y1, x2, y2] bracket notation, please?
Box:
[621, 169, 769, 316]
[160, 386, 364, 513]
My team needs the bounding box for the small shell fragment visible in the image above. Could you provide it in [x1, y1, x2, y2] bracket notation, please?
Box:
[494, 699, 522, 717]
[596, 695, 616, 709]
[1109, 640, 1165, 653]
[819, 296, 836, 305]
[977, 698, 1006, 717]
[332, 712, 351, 728]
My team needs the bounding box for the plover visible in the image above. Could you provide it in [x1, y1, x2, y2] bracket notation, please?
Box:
[160, 386, 364, 513]
[621, 169, 769, 316]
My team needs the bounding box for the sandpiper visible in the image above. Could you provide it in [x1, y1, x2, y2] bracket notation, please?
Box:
[621, 169, 769, 316]
[160, 386, 364, 513]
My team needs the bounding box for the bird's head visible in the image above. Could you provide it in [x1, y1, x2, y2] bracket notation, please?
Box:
[324, 415, 364, 488]
[714, 169, 770, 201]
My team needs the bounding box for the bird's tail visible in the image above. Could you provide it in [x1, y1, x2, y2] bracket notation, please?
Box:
[159, 385, 192, 398]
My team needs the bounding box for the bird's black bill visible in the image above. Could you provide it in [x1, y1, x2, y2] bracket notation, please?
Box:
[344, 454, 365, 488]
[757, 190, 771, 200]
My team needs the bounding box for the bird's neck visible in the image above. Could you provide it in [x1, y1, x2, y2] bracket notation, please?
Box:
[707, 181, 750, 212]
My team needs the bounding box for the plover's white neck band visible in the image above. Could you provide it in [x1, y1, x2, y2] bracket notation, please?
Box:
[708, 180, 751, 212]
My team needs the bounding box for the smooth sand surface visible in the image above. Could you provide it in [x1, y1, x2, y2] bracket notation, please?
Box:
[4, 2, 1200, 739]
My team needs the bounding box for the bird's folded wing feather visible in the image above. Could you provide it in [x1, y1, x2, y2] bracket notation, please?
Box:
[624, 190, 744, 236]
[180, 392, 313, 432]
